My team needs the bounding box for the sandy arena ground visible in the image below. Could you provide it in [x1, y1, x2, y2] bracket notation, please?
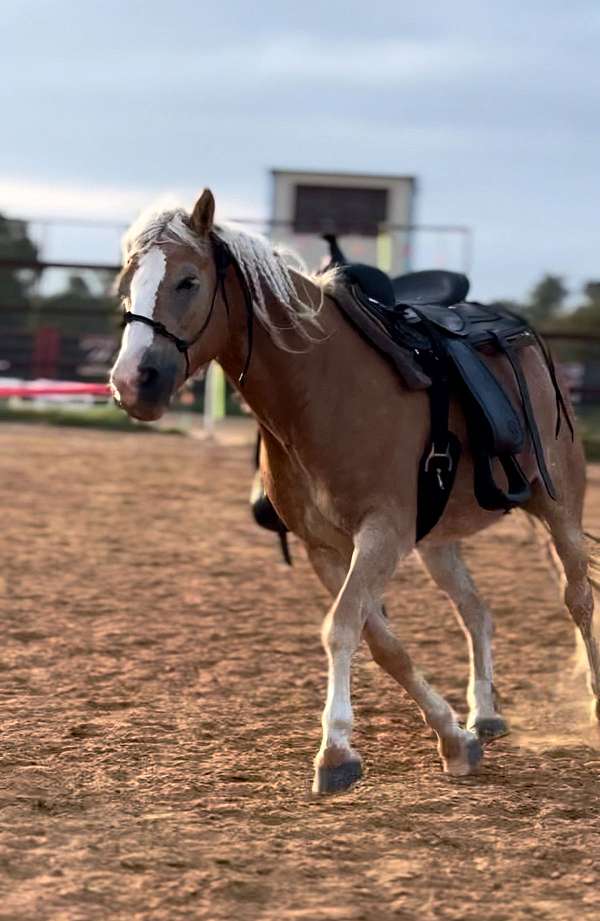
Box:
[3, 422, 600, 921]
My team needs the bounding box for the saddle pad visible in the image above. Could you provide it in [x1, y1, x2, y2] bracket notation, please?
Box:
[328, 283, 431, 390]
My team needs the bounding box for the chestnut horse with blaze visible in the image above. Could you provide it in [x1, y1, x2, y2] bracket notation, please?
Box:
[111, 189, 599, 794]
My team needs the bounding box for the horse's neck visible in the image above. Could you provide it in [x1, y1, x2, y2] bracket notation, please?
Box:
[218, 271, 336, 443]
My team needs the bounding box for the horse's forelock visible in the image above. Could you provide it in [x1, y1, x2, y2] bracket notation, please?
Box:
[121, 205, 330, 350]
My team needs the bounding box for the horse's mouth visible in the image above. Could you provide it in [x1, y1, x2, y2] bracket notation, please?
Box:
[109, 382, 168, 422]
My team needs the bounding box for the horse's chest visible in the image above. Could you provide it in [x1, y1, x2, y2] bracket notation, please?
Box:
[266, 454, 348, 546]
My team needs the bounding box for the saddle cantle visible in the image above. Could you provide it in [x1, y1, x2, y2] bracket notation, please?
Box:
[328, 276, 573, 541]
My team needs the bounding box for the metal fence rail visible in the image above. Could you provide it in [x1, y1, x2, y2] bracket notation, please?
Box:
[3, 255, 600, 410]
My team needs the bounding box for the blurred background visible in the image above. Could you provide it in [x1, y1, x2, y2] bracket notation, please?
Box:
[1, 0, 599, 442]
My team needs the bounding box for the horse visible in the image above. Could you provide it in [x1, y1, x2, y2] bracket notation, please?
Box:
[110, 189, 600, 794]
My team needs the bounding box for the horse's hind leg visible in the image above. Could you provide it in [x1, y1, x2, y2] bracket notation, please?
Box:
[527, 485, 600, 719]
[418, 543, 508, 741]
[363, 608, 483, 777]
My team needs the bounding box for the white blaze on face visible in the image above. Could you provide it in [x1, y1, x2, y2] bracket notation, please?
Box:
[111, 247, 167, 389]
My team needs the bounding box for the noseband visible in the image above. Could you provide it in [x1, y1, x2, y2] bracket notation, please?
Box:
[122, 235, 254, 386]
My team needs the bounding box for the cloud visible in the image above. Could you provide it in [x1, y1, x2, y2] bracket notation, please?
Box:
[1, 1, 599, 300]
[0, 175, 260, 229]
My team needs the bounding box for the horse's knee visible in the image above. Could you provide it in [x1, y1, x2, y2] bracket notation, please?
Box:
[321, 616, 363, 670]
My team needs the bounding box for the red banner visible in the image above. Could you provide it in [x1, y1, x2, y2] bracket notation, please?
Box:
[0, 381, 111, 398]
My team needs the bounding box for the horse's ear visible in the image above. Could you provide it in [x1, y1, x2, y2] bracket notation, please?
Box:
[190, 189, 215, 236]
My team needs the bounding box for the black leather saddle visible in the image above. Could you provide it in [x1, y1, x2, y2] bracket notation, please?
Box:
[322, 234, 573, 540]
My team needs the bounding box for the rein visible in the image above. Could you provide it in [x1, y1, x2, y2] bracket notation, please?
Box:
[122, 235, 255, 386]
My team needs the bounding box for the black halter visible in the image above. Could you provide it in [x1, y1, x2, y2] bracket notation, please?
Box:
[122, 235, 255, 386]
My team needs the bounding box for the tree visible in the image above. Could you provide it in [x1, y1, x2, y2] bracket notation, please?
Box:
[556, 280, 600, 332]
[583, 282, 600, 309]
[524, 274, 568, 326]
[39, 272, 117, 335]
[0, 213, 39, 307]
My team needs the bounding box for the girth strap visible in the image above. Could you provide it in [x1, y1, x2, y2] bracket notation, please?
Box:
[415, 325, 461, 540]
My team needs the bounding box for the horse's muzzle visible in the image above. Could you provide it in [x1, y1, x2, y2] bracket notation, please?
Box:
[111, 351, 179, 422]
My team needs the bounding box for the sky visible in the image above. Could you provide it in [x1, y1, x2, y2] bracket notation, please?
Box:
[1, 0, 599, 303]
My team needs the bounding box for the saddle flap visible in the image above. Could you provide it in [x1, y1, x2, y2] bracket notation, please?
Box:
[327, 283, 431, 391]
[445, 338, 525, 455]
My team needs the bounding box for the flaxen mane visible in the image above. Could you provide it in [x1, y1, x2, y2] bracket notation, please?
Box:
[122, 206, 339, 349]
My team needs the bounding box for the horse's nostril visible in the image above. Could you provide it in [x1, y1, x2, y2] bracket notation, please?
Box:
[139, 366, 160, 389]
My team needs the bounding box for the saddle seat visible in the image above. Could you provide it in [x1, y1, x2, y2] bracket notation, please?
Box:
[339, 264, 470, 310]
[392, 269, 470, 307]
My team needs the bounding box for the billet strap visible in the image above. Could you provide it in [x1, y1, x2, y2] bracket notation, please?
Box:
[531, 327, 575, 441]
[494, 305, 575, 442]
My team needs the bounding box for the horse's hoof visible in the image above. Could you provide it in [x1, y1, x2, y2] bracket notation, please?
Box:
[312, 759, 362, 794]
[442, 732, 483, 777]
[472, 716, 509, 742]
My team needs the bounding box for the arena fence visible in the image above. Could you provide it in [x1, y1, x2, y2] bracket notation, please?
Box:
[2, 241, 600, 426]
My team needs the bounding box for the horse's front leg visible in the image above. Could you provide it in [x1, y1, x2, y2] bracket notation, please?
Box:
[309, 540, 484, 788]
[312, 521, 403, 794]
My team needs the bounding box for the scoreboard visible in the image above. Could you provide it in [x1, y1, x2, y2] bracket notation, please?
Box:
[270, 169, 416, 275]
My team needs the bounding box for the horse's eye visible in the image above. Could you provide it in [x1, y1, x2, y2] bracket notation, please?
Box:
[176, 276, 197, 292]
